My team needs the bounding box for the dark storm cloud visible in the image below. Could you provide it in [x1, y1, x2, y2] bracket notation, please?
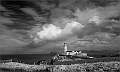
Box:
[89, 0, 120, 7]
[0, 0, 59, 30]
[0, 0, 120, 54]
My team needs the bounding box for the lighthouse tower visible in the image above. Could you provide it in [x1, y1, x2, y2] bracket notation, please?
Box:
[64, 43, 68, 55]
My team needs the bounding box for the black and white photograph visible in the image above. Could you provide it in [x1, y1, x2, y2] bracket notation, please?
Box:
[0, 0, 120, 72]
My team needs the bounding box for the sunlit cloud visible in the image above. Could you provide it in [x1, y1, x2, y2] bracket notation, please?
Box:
[31, 20, 84, 43]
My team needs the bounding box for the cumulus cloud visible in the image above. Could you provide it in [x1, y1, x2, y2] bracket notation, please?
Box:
[30, 20, 84, 43]
[35, 24, 62, 41]
[29, 2, 120, 50]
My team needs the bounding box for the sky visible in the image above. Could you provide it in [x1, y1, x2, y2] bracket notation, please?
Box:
[0, 0, 120, 54]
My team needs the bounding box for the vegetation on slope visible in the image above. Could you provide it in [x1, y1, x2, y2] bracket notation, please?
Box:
[1, 61, 120, 72]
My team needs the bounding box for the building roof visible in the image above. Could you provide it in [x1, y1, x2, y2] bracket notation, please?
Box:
[66, 50, 81, 52]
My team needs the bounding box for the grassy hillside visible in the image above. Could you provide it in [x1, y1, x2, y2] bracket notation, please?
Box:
[0, 61, 120, 72]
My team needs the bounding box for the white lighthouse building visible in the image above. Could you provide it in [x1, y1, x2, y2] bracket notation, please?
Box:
[63, 43, 88, 56]
[52, 42, 93, 61]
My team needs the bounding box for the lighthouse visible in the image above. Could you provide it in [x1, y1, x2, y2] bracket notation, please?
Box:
[63, 42, 85, 56]
[64, 43, 68, 55]
[53, 42, 94, 61]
